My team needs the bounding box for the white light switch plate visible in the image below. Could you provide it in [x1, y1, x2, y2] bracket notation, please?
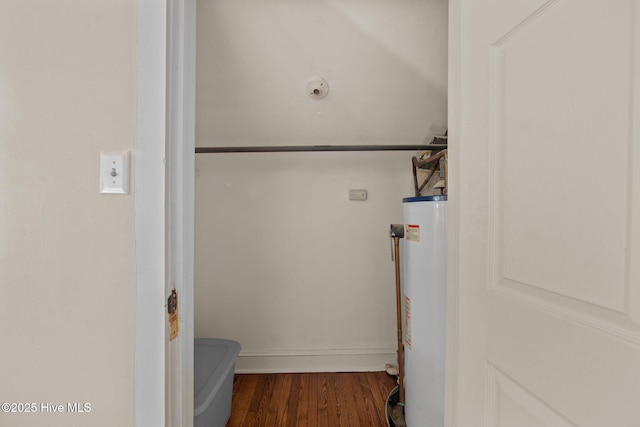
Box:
[100, 151, 130, 194]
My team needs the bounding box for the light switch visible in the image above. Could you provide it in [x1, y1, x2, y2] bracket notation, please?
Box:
[100, 151, 130, 194]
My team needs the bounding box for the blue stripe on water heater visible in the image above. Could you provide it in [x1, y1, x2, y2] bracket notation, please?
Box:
[402, 195, 447, 203]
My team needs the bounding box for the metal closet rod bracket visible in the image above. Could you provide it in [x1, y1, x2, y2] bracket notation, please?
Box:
[195, 144, 448, 154]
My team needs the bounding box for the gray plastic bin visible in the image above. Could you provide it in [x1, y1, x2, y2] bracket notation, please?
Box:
[194, 338, 241, 427]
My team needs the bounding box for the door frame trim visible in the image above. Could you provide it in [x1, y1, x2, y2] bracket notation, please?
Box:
[165, 0, 196, 425]
[134, 1, 196, 425]
[134, 1, 168, 426]
[445, 0, 461, 426]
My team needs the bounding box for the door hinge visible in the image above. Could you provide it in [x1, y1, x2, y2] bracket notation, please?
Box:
[168, 289, 179, 341]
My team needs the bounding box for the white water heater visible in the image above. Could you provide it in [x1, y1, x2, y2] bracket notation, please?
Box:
[402, 195, 447, 427]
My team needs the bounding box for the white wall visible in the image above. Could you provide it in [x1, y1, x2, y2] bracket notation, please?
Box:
[195, 0, 448, 372]
[0, 2, 137, 426]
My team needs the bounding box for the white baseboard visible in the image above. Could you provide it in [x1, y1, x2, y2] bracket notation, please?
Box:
[234, 348, 397, 374]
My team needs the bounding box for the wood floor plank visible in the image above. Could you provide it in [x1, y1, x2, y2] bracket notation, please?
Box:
[330, 373, 351, 427]
[251, 373, 277, 427]
[270, 373, 292, 425]
[354, 372, 386, 426]
[341, 373, 366, 427]
[285, 374, 302, 427]
[226, 372, 395, 427]
[226, 374, 256, 427]
[324, 374, 338, 426]
[317, 372, 330, 427]
[307, 372, 318, 427]
[293, 374, 309, 427]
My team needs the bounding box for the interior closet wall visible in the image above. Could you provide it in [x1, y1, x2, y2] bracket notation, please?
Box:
[195, 0, 448, 372]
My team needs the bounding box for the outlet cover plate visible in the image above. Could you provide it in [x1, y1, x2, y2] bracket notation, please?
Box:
[349, 189, 368, 201]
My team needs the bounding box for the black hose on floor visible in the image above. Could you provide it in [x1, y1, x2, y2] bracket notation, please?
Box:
[385, 385, 406, 427]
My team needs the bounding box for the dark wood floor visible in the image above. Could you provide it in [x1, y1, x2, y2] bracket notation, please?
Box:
[227, 371, 396, 427]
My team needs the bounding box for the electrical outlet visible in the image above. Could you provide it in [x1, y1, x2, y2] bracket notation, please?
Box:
[349, 189, 368, 201]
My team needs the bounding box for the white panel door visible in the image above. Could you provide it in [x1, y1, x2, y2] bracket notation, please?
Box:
[449, 1, 640, 426]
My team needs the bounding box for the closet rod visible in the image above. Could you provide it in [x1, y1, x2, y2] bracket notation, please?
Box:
[195, 144, 447, 153]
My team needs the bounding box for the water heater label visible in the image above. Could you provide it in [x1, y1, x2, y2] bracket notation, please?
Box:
[405, 296, 412, 350]
[406, 224, 420, 242]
